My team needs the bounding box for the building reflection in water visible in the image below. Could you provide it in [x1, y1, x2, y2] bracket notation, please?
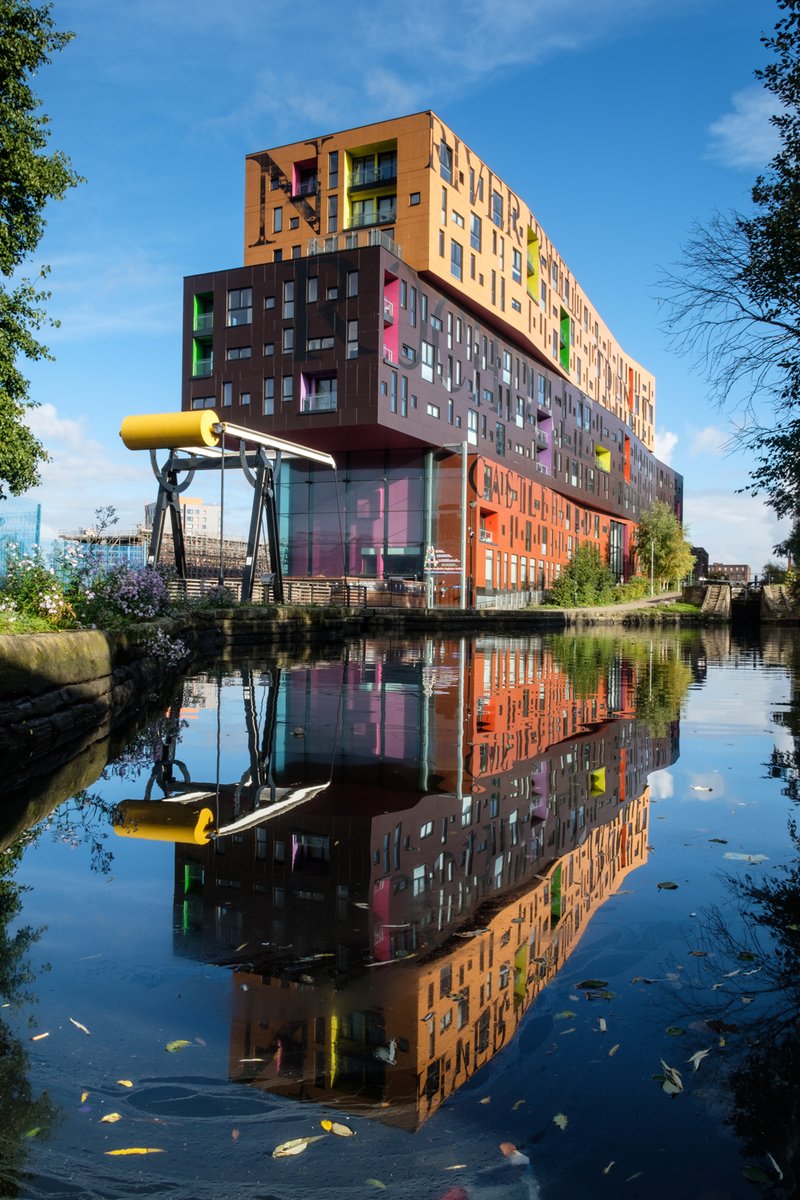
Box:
[116, 635, 680, 1130]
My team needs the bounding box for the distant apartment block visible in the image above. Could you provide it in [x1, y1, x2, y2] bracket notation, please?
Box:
[0, 499, 41, 576]
[709, 562, 750, 583]
[181, 112, 683, 603]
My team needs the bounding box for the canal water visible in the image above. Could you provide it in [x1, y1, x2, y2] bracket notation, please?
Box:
[2, 628, 798, 1199]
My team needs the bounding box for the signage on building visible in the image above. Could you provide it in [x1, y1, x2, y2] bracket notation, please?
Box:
[424, 544, 461, 574]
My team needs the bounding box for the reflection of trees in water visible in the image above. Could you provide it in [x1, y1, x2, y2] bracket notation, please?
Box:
[0, 837, 57, 1197]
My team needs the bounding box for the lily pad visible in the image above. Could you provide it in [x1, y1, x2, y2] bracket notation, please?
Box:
[657, 881, 679, 890]
[577, 979, 608, 989]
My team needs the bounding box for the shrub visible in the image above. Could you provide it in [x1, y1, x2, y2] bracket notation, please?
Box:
[548, 543, 616, 607]
[1, 544, 74, 626]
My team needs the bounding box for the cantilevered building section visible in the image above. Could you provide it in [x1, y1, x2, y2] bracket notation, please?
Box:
[183, 111, 682, 604]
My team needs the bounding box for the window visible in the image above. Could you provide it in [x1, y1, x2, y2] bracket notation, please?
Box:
[427, 402, 440, 419]
[222, 381, 232, 407]
[491, 190, 503, 228]
[240, 391, 250, 406]
[347, 270, 358, 297]
[307, 276, 318, 302]
[470, 212, 481, 251]
[328, 150, 338, 188]
[496, 421, 506, 456]
[421, 340, 435, 383]
[512, 248, 522, 284]
[328, 194, 338, 233]
[452, 209, 465, 228]
[226, 345, 251, 360]
[282, 327, 294, 351]
[327, 285, 338, 300]
[402, 343, 416, 361]
[283, 281, 294, 318]
[410, 191, 421, 205]
[272, 207, 283, 233]
[347, 319, 358, 358]
[227, 287, 252, 326]
[439, 139, 453, 183]
[301, 375, 337, 412]
[263, 378, 274, 415]
[274, 249, 282, 262]
[420, 293, 428, 323]
[450, 239, 463, 281]
[264, 342, 274, 356]
[191, 396, 215, 410]
[292, 244, 301, 259]
[282, 374, 293, 402]
[307, 336, 335, 351]
[289, 216, 299, 230]
[265, 295, 275, 310]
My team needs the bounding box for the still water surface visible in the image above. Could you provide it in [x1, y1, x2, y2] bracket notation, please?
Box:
[2, 628, 799, 1199]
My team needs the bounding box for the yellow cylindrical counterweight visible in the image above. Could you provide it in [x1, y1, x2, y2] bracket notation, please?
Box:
[113, 801, 215, 845]
[119, 410, 220, 450]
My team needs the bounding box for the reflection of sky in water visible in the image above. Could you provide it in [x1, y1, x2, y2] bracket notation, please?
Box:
[6, 632, 799, 1199]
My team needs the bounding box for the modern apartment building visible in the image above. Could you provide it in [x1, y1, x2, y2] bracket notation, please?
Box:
[182, 112, 682, 603]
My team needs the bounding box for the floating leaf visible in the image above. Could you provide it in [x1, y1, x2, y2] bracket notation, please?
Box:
[479, 1096, 491, 1104]
[742, 1165, 772, 1184]
[608, 1043, 621, 1057]
[272, 1135, 326, 1158]
[80, 1091, 89, 1104]
[69, 1017, 91, 1036]
[626, 1172, 644, 1182]
[366, 1180, 387, 1189]
[660, 1059, 683, 1095]
[598, 1018, 607, 1033]
[553, 1113, 568, 1131]
[101, 1113, 122, 1124]
[24, 1128, 41, 1139]
[560, 1028, 576, 1035]
[116, 1080, 133, 1088]
[500, 1141, 530, 1166]
[165, 1040, 191, 1053]
[603, 1161, 615, 1174]
[665, 1027, 685, 1036]
[104, 1148, 164, 1156]
[321, 1119, 354, 1137]
[687, 1049, 710, 1071]
[231, 1129, 240, 1142]
[767, 1153, 783, 1181]
[577, 979, 608, 989]
[555, 1010, 577, 1019]
[738, 952, 757, 962]
[512, 1099, 526, 1111]
[688, 950, 708, 957]
[657, 882, 679, 890]
[31, 1032, 49, 1041]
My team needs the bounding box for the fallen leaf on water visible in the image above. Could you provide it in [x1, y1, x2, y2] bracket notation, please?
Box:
[560, 1028, 576, 1035]
[479, 1096, 491, 1104]
[80, 1091, 89, 1104]
[100, 1113, 122, 1124]
[767, 1153, 783, 1181]
[576, 979, 608, 989]
[603, 1161, 615, 1174]
[738, 951, 757, 962]
[104, 1148, 164, 1157]
[365, 1179, 387, 1189]
[195, 1037, 207, 1047]
[723, 969, 741, 978]
[724, 852, 769, 864]
[687, 1049, 711, 1071]
[165, 1040, 191, 1053]
[743, 1165, 772, 1184]
[608, 1044, 621, 1057]
[500, 1142, 530, 1166]
[512, 1099, 526, 1111]
[660, 1060, 683, 1095]
[598, 1018, 607, 1033]
[688, 951, 707, 957]
[24, 1128, 41, 1139]
[666, 1027, 685, 1036]
[31, 1032, 49, 1041]
[553, 1113, 568, 1130]
[321, 1119, 355, 1137]
[711, 983, 725, 990]
[69, 1018, 91, 1036]
[272, 1135, 326, 1158]
[231, 1129, 240, 1141]
[626, 1172, 644, 1182]
[116, 1080, 133, 1088]
[555, 1010, 577, 1019]
[445, 1164, 468, 1169]
[741, 996, 754, 1004]
[657, 882, 679, 890]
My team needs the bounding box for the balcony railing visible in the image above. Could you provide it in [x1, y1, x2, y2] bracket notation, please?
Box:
[193, 313, 213, 334]
[193, 358, 213, 377]
[349, 205, 397, 230]
[382, 344, 394, 363]
[534, 428, 548, 448]
[534, 461, 549, 475]
[307, 230, 403, 259]
[292, 178, 318, 198]
[349, 163, 397, 189]
[479, 530, 493, 543]
[383, 298, 394, 323]
[300, 393, 337, 413]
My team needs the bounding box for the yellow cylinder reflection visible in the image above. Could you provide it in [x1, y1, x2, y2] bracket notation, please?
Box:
[113, 801, 215, 845]
[119, 411, 220, 450]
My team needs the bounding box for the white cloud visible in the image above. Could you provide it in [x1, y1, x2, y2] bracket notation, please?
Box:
[689, 425, 727, 457]
[43, 249, 179, 342]
[654, 429, 678, 464]
[684, 490, 788, 570]
[707, 86, 782, 169]
[648, 768, 674, 800]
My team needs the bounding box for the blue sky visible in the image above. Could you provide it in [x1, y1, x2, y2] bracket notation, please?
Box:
[17, 0, 788, 571]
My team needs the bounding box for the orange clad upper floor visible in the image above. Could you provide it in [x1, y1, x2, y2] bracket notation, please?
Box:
[244, 111, 656, 451]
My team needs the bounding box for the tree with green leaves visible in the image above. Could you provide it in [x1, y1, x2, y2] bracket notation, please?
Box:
[547, 541, 616, 607]
[659, 0, 800, 551]
[0, 0, 82, 498]
[634, 501, 695, 590]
